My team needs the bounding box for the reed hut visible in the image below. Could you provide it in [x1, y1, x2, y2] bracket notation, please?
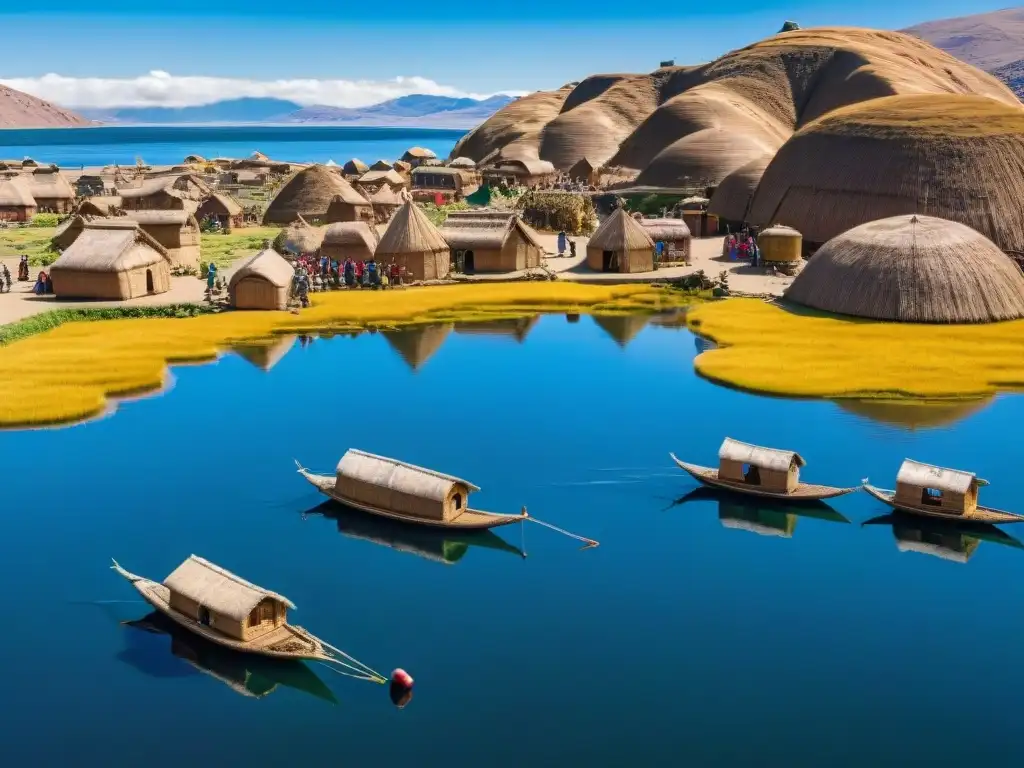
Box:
[123, 209, 201, 269]
[281, 216, 325, 256]
[708, 153, 773, 225]
[892, 459, 988, 519]
[118, 173, 210, 213]
[568, 157, 600, 185]
[400, 147, 437, 168]
[333, 449, 478, 522]
[375, 199, 451, 281]
[76, 175, 106, 197]
[784, 215, 1024, 323]
[355, 169, 406, 192]
[49, 221, 172, 299]
[715, 438, 805, 493]
[370, 160, 393, 171]
[51, 213, 90, 251]
[440, 211, 544, 272]
[381, 324, 453, 371]
[76, 196, 122, 217]
[196, 192, 244, 231]
[323, 183, 373, 224]
[343, 158, 369, 176]
[482, 158, 557, 189]
[261, 165, 351, 225]
[449, 157, 476, 169]
[228, 247, 294, 310]
[368, 184, 402, 223]
[757, 225, 803, 272]
[0, 177, 36, 221]
[640, 218, 691, 263]
[27, 168, 75, 213]
[393, 160, 412, 175]
[747, 94, 1024, 252]
[411, 167, 467, 201]
[163, 555, 295, 643]
[586, 207, 655, 273]
[320, 221, 378, 263]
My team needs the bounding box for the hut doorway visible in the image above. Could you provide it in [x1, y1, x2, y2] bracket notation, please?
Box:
[464, 251, 475, 272]
[198, 606, 211, 626]
[146, 269, 154, 293]
[742, 463, 760, 485]
[921, 488, 943, 507]
[602, 251, 615, 271]
[453, 492, 463, 511]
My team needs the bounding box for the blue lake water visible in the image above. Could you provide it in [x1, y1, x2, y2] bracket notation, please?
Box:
[0, 125, 464, 167]
[2, 314, 1023, 767]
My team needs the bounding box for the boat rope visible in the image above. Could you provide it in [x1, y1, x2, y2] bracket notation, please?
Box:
[525, 516, 599, 549]
[315, 661, 384, 683]
[318, 638, 388, 684]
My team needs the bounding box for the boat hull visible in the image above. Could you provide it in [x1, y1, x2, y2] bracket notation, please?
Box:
[862, 484, 1024, 524]
[298, 467, 525, 530]
[670, 454, 857, 501]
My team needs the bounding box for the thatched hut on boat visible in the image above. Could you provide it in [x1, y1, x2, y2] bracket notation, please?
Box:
[639, 218, 691, 262]
[586, 208, 655, 273]
[0, 177, 36, 221]
[122, 209, 201, 269]
[892, 459, 987, 518]
[375, 199, 451, 281]
[708, 153, 773, 226]
[49, 221, 171, 299]
[440, 211, 544, 272]
[716, 438, 805, 494]
[320, 221, 378, 263]
[784, 215, 1024, 323]
[196, 192, 244, 231]
[333, 449, 479, 522]
[228, 247, 294, 311]
[164, 555, 295, 643]
[382, 324, 452, 371]
[263, 165, 361, 225]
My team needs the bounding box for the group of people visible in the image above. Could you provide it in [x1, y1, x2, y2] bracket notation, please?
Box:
[293, 253, 405, 292]
[724, 231, 761, 266]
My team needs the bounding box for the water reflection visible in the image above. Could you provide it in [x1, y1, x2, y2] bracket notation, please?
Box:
[380, 324, 453, 371]
[119, 611, 338, 703]
[673, 486, 849, 538]
[837, 399, 994, 430]
[231, 335, 297, 371]
[454, 315, 538, 342]
[862, 513, 1024, 564]
[592, 314, 650, 348]
[303, 501, 525, 564]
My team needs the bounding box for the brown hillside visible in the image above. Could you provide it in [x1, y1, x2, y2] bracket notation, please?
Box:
[0, 84, 90, 128]
[903, 8, 1024, 71]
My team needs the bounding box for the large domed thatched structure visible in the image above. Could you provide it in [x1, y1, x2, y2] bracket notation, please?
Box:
[263, 165, 367, 225]
[450, 27, 1016, 190]
[748, 94, 1024, 251]
[784, 214, 1024, 323]
[708, 153, 774, 223]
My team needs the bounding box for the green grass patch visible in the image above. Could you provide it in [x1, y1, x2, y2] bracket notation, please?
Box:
[0, 304, 214, 346]
[199, 226, 283, 268]
[0, 225, 60, 266]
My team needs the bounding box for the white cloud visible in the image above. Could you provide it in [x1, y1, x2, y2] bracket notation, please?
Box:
[0, 71, 527, 109]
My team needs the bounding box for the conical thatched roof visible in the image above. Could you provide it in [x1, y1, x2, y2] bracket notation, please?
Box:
[588, 208, 655, 252]
[381, 324, 452, 371]
[708, 153, 774, 223]
[343, 158, 369, 175]
[592, 313, 650, 347]
[0, 177, 34, 207]
[370, 160, 393, 171]
[376, 200, 449, 256]
[264, 165, 363, 224]
[281, 216, 325, 255]
[748, 94, 1024, 250]
[784, 214, 1024, 323]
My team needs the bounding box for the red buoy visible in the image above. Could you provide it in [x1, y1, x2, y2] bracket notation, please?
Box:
[391, 668, 414, 688]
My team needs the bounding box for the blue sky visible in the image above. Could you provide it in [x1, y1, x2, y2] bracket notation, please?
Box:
[0, 2, 1012, 107]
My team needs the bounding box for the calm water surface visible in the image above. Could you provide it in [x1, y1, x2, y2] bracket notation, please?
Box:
[0, 125, 463, 167]
[1, 315, 1022, 767]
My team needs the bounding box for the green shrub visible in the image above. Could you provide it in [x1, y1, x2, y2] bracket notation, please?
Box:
[30, 213, 61, 228]
[0, 304, 215, 345]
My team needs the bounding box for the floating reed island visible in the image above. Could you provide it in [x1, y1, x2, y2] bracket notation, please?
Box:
[111, 555, 387, 683]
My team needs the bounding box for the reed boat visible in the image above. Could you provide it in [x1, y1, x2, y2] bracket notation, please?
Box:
[861, 513, 1023, 564]
[670, 438, 856, 501]
[296, 449, 527, 530]
[111, 555, 385, 682]
[863, 459, 1024, 524]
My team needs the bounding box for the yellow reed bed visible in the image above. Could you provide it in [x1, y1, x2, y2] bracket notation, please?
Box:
[0, 283, 687, 428]
[687, 298, 1024, 400]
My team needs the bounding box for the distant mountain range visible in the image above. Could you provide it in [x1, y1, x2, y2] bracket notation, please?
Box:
[75, 94, 518, 128]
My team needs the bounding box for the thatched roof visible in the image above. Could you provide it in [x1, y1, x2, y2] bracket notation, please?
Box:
[449, 156, 476, 168]
[264, 165, 364, 224]
[382, 324, 452, 371]
[639, 218, 691, 242]
[588, 207, 655, 252]
[251, 151, 269, 161]
[183, 154, 206, 163]
[708, 153, 773, 222]
[0, 177, 35, 207]
[748, 94, 1024, 250]
[357, 169, 405, 187]
[393, 160, 412, 173]
[401, 147, 436, 161]
[77, 196, 121, 216]
[896, 458, 986, 493]
[343, 158, 369, 175]
[281, 216, 326, 254]
[322, 221, 378, 252]
[568, 156, 599, 179]
[50, 221, 168, 272]
[229, 247, 294, 289]
[337, 449, 479, 502]
[784, 214, 1024, 323]
[376, 200, 449, 256]
[163, 555, 296, 622]
[719, 437, 805, 471]
[123, 209, 196, 227]
[118, 173, 210, 200]
[369, 184, 402, 206]
[485, 158, 556, 177]
[26, 169, 75, 200]
[199, 192, 243, 216]
[370, 160, 393, 171]
[440, 212, 544, 252]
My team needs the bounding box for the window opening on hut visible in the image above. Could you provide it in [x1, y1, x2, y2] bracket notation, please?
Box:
[145, 269, 154, 293]
[199, 606, 211, 626]
[742, 463, 760, 485]
[261, 601, 274, 622]
[464, 251, 474, 272]
[453, 492, 463, 510]
[248, 608, 260, 628]
[921, 487, 943, 506]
